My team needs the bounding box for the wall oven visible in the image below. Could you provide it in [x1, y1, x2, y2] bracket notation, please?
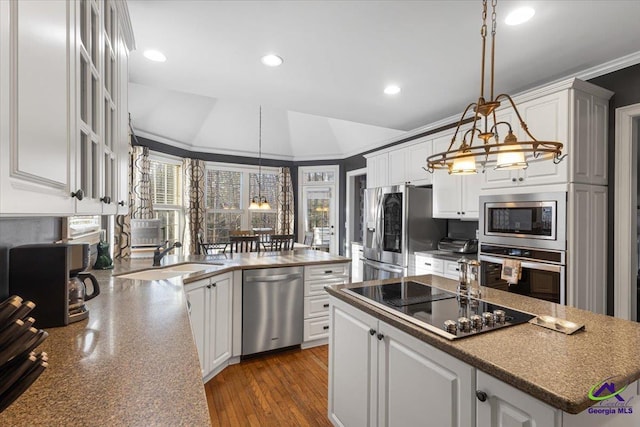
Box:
[479, 192, 567, 251]
[479, 244, 565, 304]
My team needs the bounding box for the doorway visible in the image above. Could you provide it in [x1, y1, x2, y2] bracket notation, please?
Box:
[298, 166, 339, 254]
[345, 168, 367, 256]
[614, 103, 640, 320]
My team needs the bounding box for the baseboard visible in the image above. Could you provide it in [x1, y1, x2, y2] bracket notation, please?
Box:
[301, 338, 328, 349]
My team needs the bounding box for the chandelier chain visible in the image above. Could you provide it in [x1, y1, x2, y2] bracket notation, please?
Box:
[491, 0, 497, 36]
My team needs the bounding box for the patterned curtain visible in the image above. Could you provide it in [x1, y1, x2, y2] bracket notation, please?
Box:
[114, 144, 133, 259]
[276, 167, 295, 235]
[131, 146, 154, 219]
[183, 158, 206, 255]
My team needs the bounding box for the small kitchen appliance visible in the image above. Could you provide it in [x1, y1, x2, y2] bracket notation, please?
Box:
[9, 243, 100, 327]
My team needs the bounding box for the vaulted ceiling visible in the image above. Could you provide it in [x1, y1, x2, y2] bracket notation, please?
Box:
[127, 0, 640, 161]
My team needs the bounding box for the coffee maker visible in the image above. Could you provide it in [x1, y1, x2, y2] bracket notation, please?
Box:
[9, 243, 100, 328]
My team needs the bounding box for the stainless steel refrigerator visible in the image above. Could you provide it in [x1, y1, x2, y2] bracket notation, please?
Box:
[362, 185, 446, 280]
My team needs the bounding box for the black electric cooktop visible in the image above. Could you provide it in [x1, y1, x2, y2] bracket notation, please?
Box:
[343, 281, 535, 340]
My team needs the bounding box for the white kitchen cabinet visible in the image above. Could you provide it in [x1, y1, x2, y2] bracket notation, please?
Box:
[476, 370, 561, 427]
[184, 272, 233, 380]
[414, 253, 444, 276]
[481, 78, 612, 191]
[116, 27, 130, 214]
[567, 183, 607, 314]
[389, 138, 433, 186]
[0, 0, 132, 217]
[329, 297, 475, 427]
[432, 131, 481, 220]
[0, 1, 76, 216]
[443, 260, 461, 280]
[302, 263, 350, 347]
[351, 242, 363, 282]
[366, 152, 389, 189]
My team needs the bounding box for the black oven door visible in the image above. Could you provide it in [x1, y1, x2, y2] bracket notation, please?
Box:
[480, 255, 565, 305]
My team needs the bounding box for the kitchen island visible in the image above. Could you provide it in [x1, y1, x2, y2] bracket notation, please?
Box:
[327, 275, 640, 427]
[0, 249, 349, 426]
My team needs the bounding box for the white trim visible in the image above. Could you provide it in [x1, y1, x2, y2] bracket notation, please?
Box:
[614, 103, 640, 320]
[148, 150, 183, 165]
[345, 167, 367, 255]
[204, 161, 278, 175]
[576, 50, 640, 82]
[298, 165, 340, 254]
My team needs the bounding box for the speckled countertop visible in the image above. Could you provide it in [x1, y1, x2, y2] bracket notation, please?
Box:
[0, 249, 349, 426]
[326, 275, 640, 414]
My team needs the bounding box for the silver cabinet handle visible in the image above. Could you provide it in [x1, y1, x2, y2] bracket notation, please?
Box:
[244, 273, 303, 283]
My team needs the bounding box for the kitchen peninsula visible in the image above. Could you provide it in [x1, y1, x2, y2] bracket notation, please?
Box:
[327, 276, 640, 427]
[0, 249, 349, 426]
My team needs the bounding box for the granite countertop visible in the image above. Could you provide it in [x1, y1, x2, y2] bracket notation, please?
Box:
[414, 249, 478, 262]
[0, 249, 349, 426]
[326, 275, 640, 414]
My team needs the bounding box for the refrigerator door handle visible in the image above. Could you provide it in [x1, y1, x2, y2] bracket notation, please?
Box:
[363, 259, 404, 274]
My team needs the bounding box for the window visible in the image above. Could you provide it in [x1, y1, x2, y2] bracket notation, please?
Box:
[204, 163, 279, 242]
[150, 157, 182, 242]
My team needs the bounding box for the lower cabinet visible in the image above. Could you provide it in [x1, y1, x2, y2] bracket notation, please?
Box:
[476, 370, 561, 427]
[351, 242, 363, 283]
[185, 272, 232, 380]
[303, 263, 350, 347]
[329, 297, 475, 426]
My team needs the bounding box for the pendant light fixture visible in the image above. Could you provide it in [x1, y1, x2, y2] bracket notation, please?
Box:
[426, 0, 565, 175]
[249, 106, 271, 210]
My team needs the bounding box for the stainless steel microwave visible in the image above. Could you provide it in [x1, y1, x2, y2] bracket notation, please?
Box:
[479, 192, 567, 251]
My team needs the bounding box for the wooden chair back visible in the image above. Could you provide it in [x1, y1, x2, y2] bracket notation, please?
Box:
[253, 228, 273, 244]
[267, 234, 294, 251]
[229, 235, 260, 253]
[230, 230, 253, 237]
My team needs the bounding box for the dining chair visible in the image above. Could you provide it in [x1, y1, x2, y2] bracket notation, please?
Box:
[253, 228, 273, 245]
[267, 234, 294, 251]
[229, 230, 254, 237]
[229, 235, 260, 253]
[303, 231, 314, 247]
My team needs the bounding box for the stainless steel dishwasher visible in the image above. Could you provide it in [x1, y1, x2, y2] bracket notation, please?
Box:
[242, 266, 304, 356]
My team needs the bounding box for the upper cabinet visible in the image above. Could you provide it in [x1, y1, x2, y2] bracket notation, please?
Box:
[366, 138, 433, 189]
[431, 129, 481, 220]
[0, 1, 76, 215]
[481, 79, 612, 191]
[0, 0, 133, 217]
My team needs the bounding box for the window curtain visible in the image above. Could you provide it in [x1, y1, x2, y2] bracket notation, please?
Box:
[114, 145, 153, 259]
[183, 158, 206, 255]
[276, 167, 295, 235]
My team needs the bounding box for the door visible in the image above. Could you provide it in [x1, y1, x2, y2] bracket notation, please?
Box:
[329, 300, 378, 427]
[298, 166, 339, 254]
[476, 370, 560, 427]
[208, 274, 232, 371]
[378, 323, 475, 427]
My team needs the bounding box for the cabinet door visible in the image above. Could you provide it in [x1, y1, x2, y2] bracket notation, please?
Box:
[0, 1, 76, 215]
[461, 173, 481, 219]
[378, 322, 474, 427]
[476, 370, 561, 427]
[481, 109, 519, 189]
[432, 133, 462, 218]
[116, 33, 129, 213]
[388, 148, 407, 185]
[209, 274, 232, 371]
[407, 140, 432, 185]
[329, 299, 378, 427]
[351, 243, 363, 283]
[185, 282, 208, 377]
[518, 92, 569, 186]
[366, 157, 378, 189]
[375, 153, 389, 188]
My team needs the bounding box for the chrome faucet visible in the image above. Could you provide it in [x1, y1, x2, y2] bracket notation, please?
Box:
[153, 241, 182, 266]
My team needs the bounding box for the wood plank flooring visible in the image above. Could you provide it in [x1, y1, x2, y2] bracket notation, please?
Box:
[204, 345, 332, 427]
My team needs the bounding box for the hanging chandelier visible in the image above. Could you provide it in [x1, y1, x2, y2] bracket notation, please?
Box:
[426, 0, 564, 175]
[249, 106, 272, 210]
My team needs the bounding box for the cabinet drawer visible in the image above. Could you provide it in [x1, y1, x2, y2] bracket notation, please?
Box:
[444, 260, 460, 280]
[305, 276, 349, 296]
[414, 256, 444, 275]
[304, 263, 350, 281]
[304, 295, 330, 318]
[304, 316, 330, 342]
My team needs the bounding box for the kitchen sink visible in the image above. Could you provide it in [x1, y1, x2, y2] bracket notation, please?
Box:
[116, 263, 225, 281]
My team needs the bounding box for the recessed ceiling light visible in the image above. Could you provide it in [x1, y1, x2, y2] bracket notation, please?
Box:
[384, 85, 401, 95]
[143, 49, 167, 62]
[505, 7, 535, 26]
[261, 54, 283, 67]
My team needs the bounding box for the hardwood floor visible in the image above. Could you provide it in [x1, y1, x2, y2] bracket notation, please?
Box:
[204, 345, 332, 427]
